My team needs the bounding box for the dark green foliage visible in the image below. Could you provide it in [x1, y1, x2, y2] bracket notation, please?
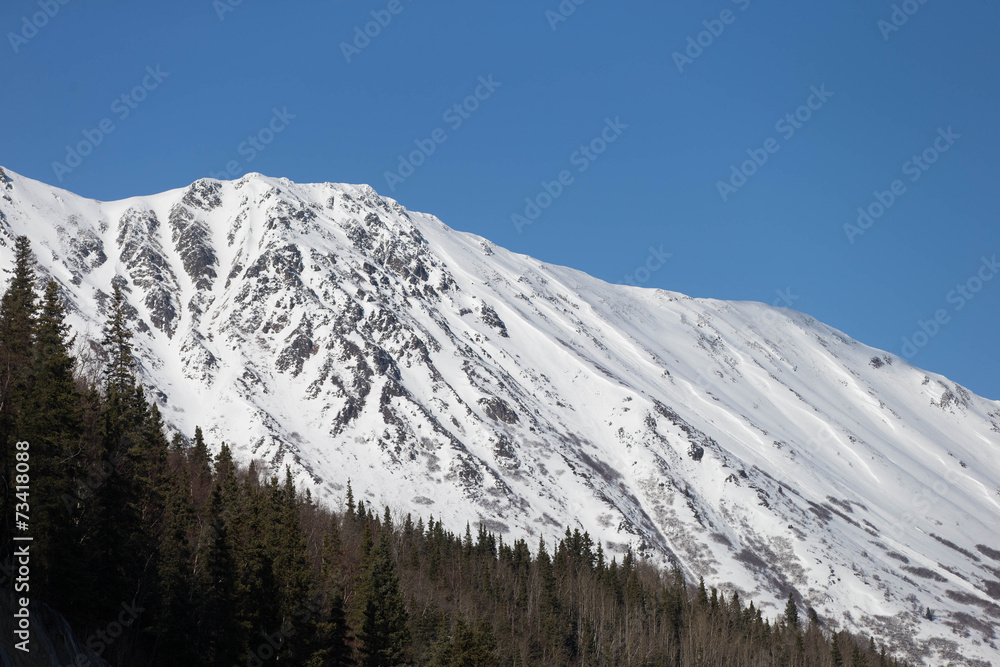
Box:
[152, 461, 198, 660]
[199, 485, 241, 665]
[0, 237, 39, 578]
[359, 534, 410, 666]
[190, 425, 213, 495]
[785, 591, 799, 628]
[314, 588, 354, 667]
[832, 632, 845, 666]
[18, 280, 81, 604]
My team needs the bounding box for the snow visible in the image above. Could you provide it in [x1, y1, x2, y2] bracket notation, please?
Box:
[0, 166, 997, 665]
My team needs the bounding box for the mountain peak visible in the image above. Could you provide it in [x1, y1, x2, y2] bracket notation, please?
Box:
[0, 169, 997, 664]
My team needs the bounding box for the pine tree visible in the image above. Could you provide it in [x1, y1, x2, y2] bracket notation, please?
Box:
[269, 468, 318, 663]
[234, 476, 283, 659]
[358, 533, 410, 667]
[321, 514, 344, 584]
[84, 279, 149, 620]
[697, 576, 710, 608]
[200, 485, 241, 665]
[214, 443, 237, 496]
[102, 280, 137, 402]
[0, 236, 38, 393]
[190, 425, 213, 498]
[831, 632, 844, 666]
[0, 236, 38, 571]
[152, 462, 198, 661]
[784, 591, 799, 629]
[314, 588, 355, 667]
[345, 479, 355, 519]
[19, 280, 82, 607]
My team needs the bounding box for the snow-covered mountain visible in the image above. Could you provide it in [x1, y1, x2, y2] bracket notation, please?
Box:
[1, 166, 998, 665]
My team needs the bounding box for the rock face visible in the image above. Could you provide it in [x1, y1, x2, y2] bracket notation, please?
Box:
[0, 167, 998, 665]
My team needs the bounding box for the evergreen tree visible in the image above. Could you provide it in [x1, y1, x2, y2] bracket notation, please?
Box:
[190, 425, 213, 497]
[270, 468, 319, 663]
[358, 533, 410, 667]
[313, 588, 355, 667]
[83, 279, 149, 620]
[321, 514, 344, 584]
[213, 442, 237, 495]
[200, 485, 241, 665]
[19, 280, 81, 607]
[0, 236, 38, 394]
[0, 236, 38, 571]
[851, 643, 866, 666]
[831, 633, 845, 666]
[152, 462, 198, 661]
[102, 281, 137, 402]
[784, 591, 799, 629]
[697, 576, 710, 608]
[345, 479, 355, 519]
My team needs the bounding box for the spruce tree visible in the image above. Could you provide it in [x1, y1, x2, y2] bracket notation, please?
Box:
[102, 281, 137, 402]
[19, 280, 82, 607]
[321, 514, 344, 584]
[83, 278, 148, 620]
[697, 576, 710, 608]
[0, 236, 38, 571]
[345, 479, 355, 519]
[784, 591, 799, 629]
[190, 425, 213, 498]
[313, 588, 355, 667]
[359, 533, 410, 667]
[831, 632, 845, 666]
[271, 468, 319, 663]
[152, 462, 198, 662]
[0, 236, 39, 388]
[200, 485, 242, 665]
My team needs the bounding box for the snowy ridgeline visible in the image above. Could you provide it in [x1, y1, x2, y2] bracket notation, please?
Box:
[0, 166, 998, 665]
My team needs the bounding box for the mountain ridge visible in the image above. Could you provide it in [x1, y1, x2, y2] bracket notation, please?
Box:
[1, 165, 998, 665]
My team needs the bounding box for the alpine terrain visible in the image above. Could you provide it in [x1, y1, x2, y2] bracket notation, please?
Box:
[0, 166, 997, 665]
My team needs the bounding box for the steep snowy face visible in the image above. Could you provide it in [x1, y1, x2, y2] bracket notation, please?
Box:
[1, 166, 998, 664]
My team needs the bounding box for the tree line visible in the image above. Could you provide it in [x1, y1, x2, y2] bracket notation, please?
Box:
[0, 236, 910, 665]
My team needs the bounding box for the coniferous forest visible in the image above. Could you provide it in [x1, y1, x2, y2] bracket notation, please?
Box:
[0, 236, 912, 666]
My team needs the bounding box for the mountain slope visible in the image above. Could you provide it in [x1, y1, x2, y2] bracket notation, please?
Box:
[0, 166, 998, 665]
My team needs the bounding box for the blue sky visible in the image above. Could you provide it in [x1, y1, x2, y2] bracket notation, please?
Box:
[2, 0, 999, 398]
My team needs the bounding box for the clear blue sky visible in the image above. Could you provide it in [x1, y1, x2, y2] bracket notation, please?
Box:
[2, 0, 998, 398]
